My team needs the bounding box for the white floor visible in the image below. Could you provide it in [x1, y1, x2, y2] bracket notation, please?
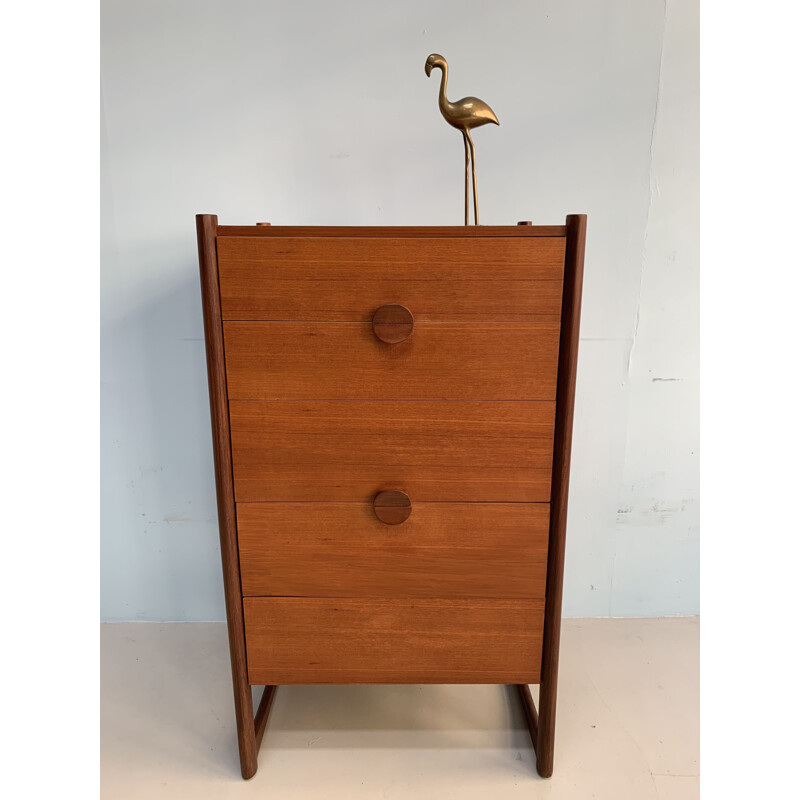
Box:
[101, 617, 698, 799]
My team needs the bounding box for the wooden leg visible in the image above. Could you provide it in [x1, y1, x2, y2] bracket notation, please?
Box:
[535, 666, 557, 777]
[515, 684, 538, 756]
[254, 685, 278, 753]
[527, 215, 587, 779]
[199, 213, 261, 780]
[234, 682, 258, 779]
[236, 685, 278, 779]
[514, 683, 555, 778]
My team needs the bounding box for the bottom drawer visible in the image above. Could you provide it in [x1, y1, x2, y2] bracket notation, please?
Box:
[243, 597, 543, 685]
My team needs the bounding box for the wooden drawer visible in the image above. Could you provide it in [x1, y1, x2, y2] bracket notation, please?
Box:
[223, 321, 560, 400]
[217, 235, 565, 322]
[229, 400, 555, 502]
[237, 501, 550, 598]
[243, 597, 543, 684]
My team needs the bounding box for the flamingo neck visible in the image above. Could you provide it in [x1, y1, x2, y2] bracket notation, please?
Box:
[437, 64, 452, 114]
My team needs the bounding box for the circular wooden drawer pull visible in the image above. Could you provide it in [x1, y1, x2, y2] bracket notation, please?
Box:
[373, 490, 412, 525]
[372, 304, 414, 343]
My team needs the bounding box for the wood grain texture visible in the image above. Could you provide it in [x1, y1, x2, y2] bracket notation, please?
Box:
[229, 400, 555, 502]
[537, 214, 587, 778]
[223, 321, 560, 400]
[217, 235, 565, 321]
[217, 225, 567, 238]
[237, 501, 550, 598]
[196, 214, 258, 779]
[243, 597, 543, 684]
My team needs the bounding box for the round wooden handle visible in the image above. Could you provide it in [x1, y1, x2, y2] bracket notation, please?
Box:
[373, 490, 412, 525]
[372, 304, 414, 343]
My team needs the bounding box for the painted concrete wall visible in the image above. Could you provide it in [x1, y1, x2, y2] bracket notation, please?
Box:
[101, 0, 698, 620]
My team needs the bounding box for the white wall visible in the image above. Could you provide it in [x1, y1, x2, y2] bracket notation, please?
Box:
[101, 0, 698, 620]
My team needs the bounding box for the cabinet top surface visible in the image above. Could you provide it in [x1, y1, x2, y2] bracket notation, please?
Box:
[214, 224, 568, 238]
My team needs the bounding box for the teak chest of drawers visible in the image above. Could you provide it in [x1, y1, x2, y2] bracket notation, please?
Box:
[196, 214, 586, 780]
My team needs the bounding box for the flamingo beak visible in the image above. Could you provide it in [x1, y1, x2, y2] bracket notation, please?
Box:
[425, 62, 433, 77]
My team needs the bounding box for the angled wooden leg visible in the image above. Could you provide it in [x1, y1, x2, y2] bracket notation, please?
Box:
[254, 685, 278, 753]
[198, 213, 258, 779]
[235, 684, 279, 780]
[198, 214, 282, 780]
[520, 214, 588, 779]
[235, 685, 277, 780]
[536, 673, 556, 777]
[514, 683, 554, 777]
[234, 690, 257, 779]
[538, 215, 587, 778]
[515, 684, 539, 757]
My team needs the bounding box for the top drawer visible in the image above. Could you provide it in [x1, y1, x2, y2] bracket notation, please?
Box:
[216, 236, 566, 322]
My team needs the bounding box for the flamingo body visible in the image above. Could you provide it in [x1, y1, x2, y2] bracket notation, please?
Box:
[440, 96, 499, 130]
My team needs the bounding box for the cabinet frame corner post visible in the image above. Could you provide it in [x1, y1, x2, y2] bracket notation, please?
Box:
[526, 213, 586, 777]
[197, 213, 276, 779]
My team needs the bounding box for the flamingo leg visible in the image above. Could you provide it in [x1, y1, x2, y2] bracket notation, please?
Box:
[461, 130, 470, 225]
[466, 129, 479, 225]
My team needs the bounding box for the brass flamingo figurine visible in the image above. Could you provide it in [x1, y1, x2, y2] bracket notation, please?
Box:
[425, 53, 499, 225]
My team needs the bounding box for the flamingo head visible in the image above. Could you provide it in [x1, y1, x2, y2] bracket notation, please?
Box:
[425, 53, 447, 77]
